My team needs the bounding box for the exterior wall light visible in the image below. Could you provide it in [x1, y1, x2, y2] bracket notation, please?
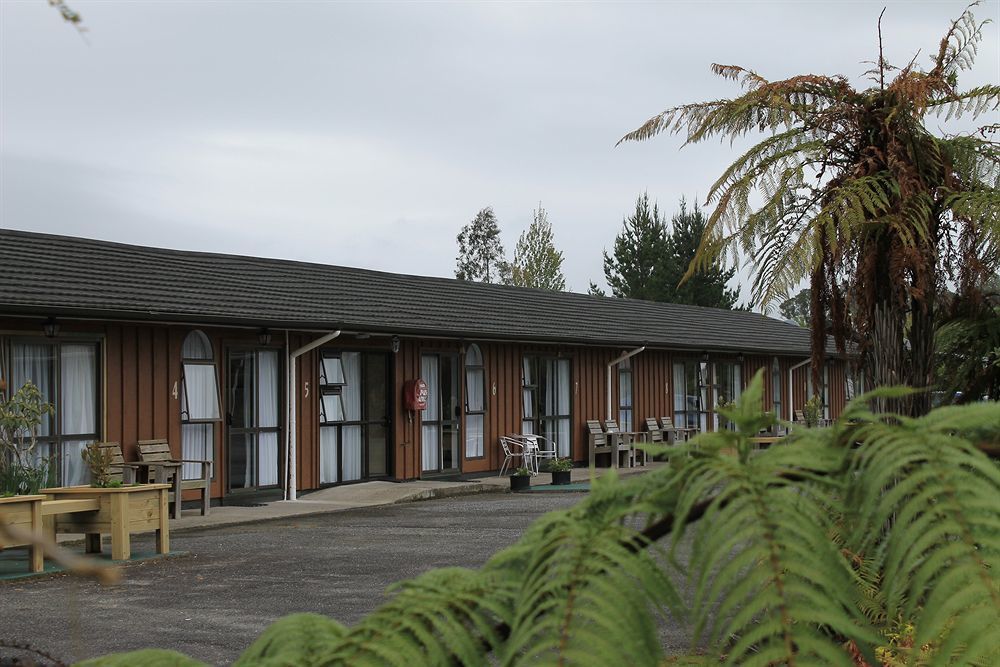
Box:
[391, 336, 400, 354]
[258, 328, 272, 345]
[43, 318, 59, 338]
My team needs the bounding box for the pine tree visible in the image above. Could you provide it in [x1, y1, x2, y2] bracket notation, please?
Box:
[505, 204, 567, 291]
[660, 200, 742, 309]
[602, 193, 669, 300]
[455, 207, 507, 283]
[779, 289, 812, 327]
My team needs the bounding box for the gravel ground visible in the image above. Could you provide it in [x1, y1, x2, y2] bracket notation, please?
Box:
[0, 492, 693, 665]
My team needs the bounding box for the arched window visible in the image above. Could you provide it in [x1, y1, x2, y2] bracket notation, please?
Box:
[618, 356, 633, 432]
[464, 344, 485, 459]
[181, 330, 221, 479]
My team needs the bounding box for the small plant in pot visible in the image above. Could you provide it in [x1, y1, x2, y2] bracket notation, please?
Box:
[82, 443, 124, 488]
[0, 380, 55, 496]
[510, 467, 532, 492]
[545, 457, 573, 485]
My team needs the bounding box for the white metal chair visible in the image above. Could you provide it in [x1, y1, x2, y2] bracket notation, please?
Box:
[498, 436, 527, 477]
[516, 434, 557, 475]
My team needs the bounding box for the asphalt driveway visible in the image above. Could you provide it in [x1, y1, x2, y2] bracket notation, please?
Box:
[2, 493, 587, 665]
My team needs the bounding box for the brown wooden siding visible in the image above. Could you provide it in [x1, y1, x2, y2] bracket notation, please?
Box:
[0, 316, 848, 497]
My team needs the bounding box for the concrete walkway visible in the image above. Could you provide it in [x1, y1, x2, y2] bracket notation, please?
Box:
[163, 463, 658, 534]
[50, 464, 658, 542]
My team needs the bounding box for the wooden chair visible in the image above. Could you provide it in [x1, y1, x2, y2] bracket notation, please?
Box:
[644, 417, 664, 443]
[660, 416, 688, 443]
[586, 420, 613, 469]
[603, 419, 634, 468]
[136, 439, 211, 518]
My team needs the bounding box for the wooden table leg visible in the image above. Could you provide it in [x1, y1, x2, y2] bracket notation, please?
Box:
[85, 533, 102, 554]
[172, 471, 182, 520]
[111, 493, 130, 561]
[29, 499, 44, 573]
[156, 487, 170, 555]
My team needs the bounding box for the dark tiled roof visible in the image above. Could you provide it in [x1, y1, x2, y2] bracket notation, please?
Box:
[0, 229, 825, 356]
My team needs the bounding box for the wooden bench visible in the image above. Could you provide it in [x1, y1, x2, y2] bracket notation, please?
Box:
[137, 439, 211, 519]
[0, 495, 47, 573]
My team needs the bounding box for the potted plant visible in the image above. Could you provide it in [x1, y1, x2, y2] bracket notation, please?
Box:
[0, 380, 55, 497]
[546, 457, 573, 485]
[803, 395, 822, 428]
[510, 467, 532, 492]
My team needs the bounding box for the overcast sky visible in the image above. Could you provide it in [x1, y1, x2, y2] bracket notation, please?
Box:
[1, 1, 997, 308]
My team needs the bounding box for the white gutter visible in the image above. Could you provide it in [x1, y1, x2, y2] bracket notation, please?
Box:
[607, 346, 645, 421]
[285, 329, 341, 501]
[788, 358, 811, 422]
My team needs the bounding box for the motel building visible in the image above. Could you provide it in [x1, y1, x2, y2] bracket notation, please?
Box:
[0, 230, 854, 504]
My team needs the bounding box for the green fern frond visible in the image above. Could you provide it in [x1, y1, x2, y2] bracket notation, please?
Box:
[845, 401, 1000, 666]
[234, 613, 347, 667]
[498, 475, 682, 666]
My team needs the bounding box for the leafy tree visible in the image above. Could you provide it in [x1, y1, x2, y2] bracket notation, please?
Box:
[620, 3, 999, 414]
[85, 374, 1000, 666]
[779, 288, 811, 327]
[660, 200, 742, 309]
[587, 281, 607, 297]
[602, 193, 670, 300]
[455, 207, 507, 283]
[505, 204, 567, 291]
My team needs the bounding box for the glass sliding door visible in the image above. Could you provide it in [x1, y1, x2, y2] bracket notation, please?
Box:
[226, 348, 281, 492]
[522, 356, 571, 457]
[319, 350, 390, 484]
[673, 359, 708, 432]
[713, 360, 742, 431]
[421, 353, 460, 473]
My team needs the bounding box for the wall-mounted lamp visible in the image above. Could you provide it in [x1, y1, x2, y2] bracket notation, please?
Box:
[391, 336, 401, 354]
[701, 351, 710, 362]
[43, 318, 59, 338]
[258, 328, 272, 345]
[736, 352, 744, 364]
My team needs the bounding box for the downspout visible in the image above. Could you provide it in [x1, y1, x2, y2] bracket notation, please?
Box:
[607, 346, 645, 421]
[285, 329, 342, 501]
[788, 358, 811, 423]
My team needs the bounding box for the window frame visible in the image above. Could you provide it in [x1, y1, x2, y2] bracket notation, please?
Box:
[1, 335, 103, 486]
[463, 344, 486, 460]
[521, 355, 572, 457]
[618, 356, 633, 433]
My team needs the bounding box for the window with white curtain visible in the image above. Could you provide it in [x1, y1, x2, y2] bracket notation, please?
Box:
[3, 338, 100, 486]
[181, 331, 220, 479]
[771, 357, 783, 419]
[713, 360, 742, 431]
[618, 356, 633, 433]
[464, 344, 485, 459]
[522, 356, 571, 457]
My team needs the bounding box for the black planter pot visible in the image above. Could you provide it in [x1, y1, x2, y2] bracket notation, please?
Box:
[551, 470, 572, 486]
[510, 475, 531, 492]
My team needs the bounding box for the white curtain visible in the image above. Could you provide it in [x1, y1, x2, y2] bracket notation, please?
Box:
[12, 343, 53, 437]
[182, 331, 212, 359]
[342, 425, 362, 481]
[340, 353, 362, 480]
[62, 440, 89, 485]
[320, 426, 338, 484]
[257, 350, 279, 486]
[421, 355, 439, 471]
[60, 344, 96, 437]
[465, 415, 484, 458]
[465, 348, 484, 458]
[182, 423, 213, 479]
